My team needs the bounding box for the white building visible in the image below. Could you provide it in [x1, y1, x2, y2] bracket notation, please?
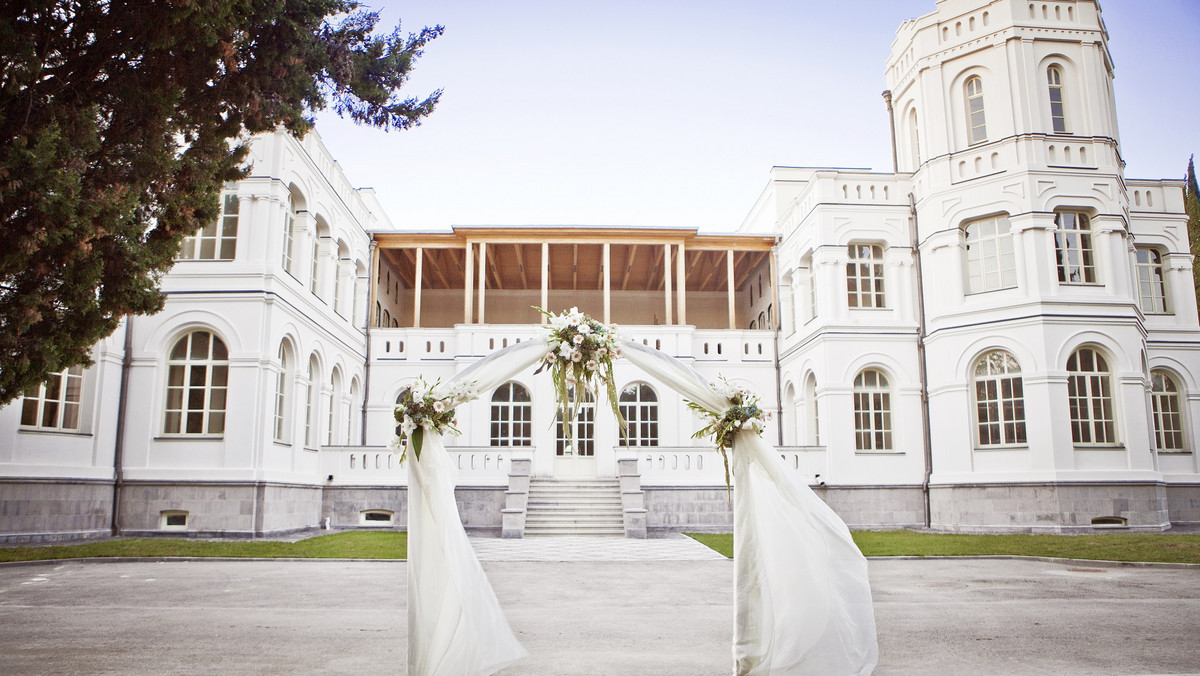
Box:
[2, 0, 1197, 542]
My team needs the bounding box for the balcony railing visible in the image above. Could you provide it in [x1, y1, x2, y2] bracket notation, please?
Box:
[321, 445, 529, 487]
[619, 445, 827, 486]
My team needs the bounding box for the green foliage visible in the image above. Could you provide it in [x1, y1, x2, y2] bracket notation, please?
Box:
[687, 530, 1200, 564]
[0, 530, 407, 562]
[0, 1, 442, 404]
[1186, 156, 1200, 308]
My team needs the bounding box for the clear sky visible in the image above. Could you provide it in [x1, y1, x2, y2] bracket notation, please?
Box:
[311, 0, 1200, 232]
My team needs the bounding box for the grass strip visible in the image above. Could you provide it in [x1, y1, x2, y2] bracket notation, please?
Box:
[0, 530, 406, 563]
[686, 530, 1200, 564]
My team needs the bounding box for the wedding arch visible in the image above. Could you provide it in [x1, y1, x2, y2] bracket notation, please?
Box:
[402, 311, 878, 676]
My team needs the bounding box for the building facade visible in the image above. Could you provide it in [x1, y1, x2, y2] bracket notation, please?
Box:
[3, 0, 1198, 542]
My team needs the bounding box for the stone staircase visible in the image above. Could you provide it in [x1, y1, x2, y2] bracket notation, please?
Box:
[524, 478, 625, 536]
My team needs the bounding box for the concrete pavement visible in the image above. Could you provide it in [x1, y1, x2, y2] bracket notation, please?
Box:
[0, 541, 1197, 675]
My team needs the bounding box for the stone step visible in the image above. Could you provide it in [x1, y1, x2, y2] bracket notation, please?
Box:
[524, 527, 626, 537]
[523, 477, 625, 537]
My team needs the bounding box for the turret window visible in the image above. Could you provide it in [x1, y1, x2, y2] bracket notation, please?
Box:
[1047, 66, 1067, 133]
[964, 216, 1016, 293]
[1054, 212, 1097, 284]
[965, 76, 987, 145]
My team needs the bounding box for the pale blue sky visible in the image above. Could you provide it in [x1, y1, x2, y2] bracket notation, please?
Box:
[312, 0, 1200, 232]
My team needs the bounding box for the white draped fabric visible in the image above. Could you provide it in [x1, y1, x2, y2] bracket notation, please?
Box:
[620, 339, 878, 676]
[407, 338, 548, 676]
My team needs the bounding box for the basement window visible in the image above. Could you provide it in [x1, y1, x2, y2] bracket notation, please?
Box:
[360, 510, 395, 526]
[1091, 516, 1128, 527]
[160, 510, 189, 531]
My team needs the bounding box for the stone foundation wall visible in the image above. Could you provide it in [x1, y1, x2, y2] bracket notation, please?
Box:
[322, 486, 407, 529]
[1166, 483, 1200, 525]
[456, 487, 507, 533]
[642, 487, 733, 532]
[816, 485, 925, 529]
[119, 482, 261, 537]
[929, 482, 1171, 532]
[0, 480, 113, 544]
[258, 484, 323, 532]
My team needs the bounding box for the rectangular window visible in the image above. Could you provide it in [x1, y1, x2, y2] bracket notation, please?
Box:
[846, 244, 885, 309]
[179, 186, 238, 260]
[20, 365, 84, 431]
[964, 216, 1017, 293]
[1135, 248, 1169, 314]
[1054, 212, 1097, 284]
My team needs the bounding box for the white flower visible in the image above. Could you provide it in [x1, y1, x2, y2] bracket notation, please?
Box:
[734, 419, 743, 428]
[597, 346, 608, 356]
[572, 334, 585, 345]
[559, 342, 574, 359]
[585, 359, 598, 371]
[565, 373, 577, 385]
[578, 323, 591, 335]
[433, 400, 445, 413]
[571, 350, 583, 362]
[400, 416, 416, 436]
[387, 436, 403, 452]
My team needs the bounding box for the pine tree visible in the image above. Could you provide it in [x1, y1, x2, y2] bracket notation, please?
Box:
[1187, 156, 1200, 309]
[0, 1, 443, 404]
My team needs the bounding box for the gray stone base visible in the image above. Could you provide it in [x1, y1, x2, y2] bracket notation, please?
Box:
[1166, 483, 1200, 525]
[118, 481, 324, 537]
[322, 486, 407, 529]
[643, 486, 733, 533]
[0, 480, 113, 544]
[929, 482, 1171, 533]
[815, 485, 925, 529]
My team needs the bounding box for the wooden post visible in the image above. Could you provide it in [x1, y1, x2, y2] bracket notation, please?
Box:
[464, 242, 474, 324]
[676, 243, 687, 326]
[727, 249, 736, 329]
[368, 242, 380, 328]
[541, 242, 549, 316]
[478, 242, 487, 324]
[663, 244, 673, 324]
[413, 247, 423, 328]
[769, 248, 779, 329]
[603, 242, 611, 324]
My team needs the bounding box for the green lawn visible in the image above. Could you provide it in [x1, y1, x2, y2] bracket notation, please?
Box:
[0, 530, 406, 563]
[686, 530, 1200, 564]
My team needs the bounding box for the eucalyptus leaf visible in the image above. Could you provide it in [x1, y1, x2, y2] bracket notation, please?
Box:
[412, 427, 424, 460]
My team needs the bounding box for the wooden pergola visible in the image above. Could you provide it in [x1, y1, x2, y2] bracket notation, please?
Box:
[371, 226, 777, 329]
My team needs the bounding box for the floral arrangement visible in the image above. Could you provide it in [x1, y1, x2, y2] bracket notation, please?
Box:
[534, 306, 626, 443]
[391, 377, 478, 462]
[687, 378, 771, 491]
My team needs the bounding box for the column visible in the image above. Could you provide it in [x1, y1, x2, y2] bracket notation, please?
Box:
[769, 249, 779, 329]
[676, 243, 687, 326]
[726, 250, 736, 329]
[663, 244, 673, 325]
[368, 242, 380, 327]
[603, 243, 611, 323]
[464, 242, 474, 324]
[413, 246, 423, 328]
[541, 242, 549, 315]
[478, 242, 487, 324]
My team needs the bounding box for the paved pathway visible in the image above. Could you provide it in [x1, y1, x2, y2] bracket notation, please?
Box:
[469, 533, 728, 561]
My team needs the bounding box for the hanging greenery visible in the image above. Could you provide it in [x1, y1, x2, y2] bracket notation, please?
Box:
[533, 307, 626, 445]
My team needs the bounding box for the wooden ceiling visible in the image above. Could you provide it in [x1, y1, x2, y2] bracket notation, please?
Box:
[380, 243, 772, 294]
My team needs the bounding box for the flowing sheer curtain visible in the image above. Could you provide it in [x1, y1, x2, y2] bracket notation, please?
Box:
[407, 338, 549, 676]
[621, 339, 878, 676]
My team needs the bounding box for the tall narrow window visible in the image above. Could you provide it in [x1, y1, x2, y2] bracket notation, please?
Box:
[490, 382, 533, 447]
[847, 244, 885, 308]
[282, 197, 297, 274]
[807, 261, 817, 320]
[965, 76, 987, 145]
[1151, 370, 1185, 452]
[973, 351, 1027, 446]
[619, 383, 659, 447]
[853, 369, 892, 451]
[273, 344, 290, 443]
[1054, 211, 1097, 284]
[805, 374, 820, 446]
[1135, 247, 1169, 314]
[164, 331, 228, 436]
[964, 216, 1016, 293]
[1067, 347, 1116, 444]
[908, 108, 921, 169]
[179, 184, 238, 260]
[310, 239, 320, 295]
[21, 365, 84, 431]
[327, 370, 341, 446]
[304, 356, 319, 447]
[555, 388, 595, 456]
[1047, 66, 1067, 133]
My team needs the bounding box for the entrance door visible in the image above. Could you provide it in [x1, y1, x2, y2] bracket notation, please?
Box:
[553, 391, 596, 477]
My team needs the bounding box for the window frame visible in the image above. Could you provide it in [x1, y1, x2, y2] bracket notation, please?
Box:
[178, 184, 239, 261]
[273, 344, 291, 443]
[1066, 347, 1118, 446]
[555, 388, 595, 456]
[619, 382, 659, 447]
[1047, 65, 1067, 133]
[972, 351, 1028, 448]
[490, 382, 533, 447]
[963, 215, 1017, 294]
[846, 243, 886, 309]
[853, 369, 893, 452]
[965, 76, 987, 145]
[20, 364, 85, 432]
[1054, 211, 1098, 285]
[1150, 370, 1186, 452]
[1135, 247, 1170, 315]
[162, 331, 229, 437]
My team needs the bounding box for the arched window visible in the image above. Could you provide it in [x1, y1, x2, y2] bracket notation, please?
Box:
[1054, 211, 1096, 284]
[179, 183, 238, 260]
[21, 365, 84, 431]
[282, 194, 298, 274]
[805, 374, 820, 446]
[964, 215, 1016, 293]
[1151, 370, 1185, 452]
[328, 368, 342, 446]
[273, 343, 291, 443]
[847, 243, 885, 308]
[348, 379, 360, 445]
[490, 382, 533, 446]
[908, 108, 921, 169]
[1135, 247, 1168, 314]
[1047, 65, 1067, 133]
[965, 76, 987, 145]
[304, 355, 319, 447]
[619, 383, 659, 447]
[853, 369, 892, 451]
[973, 351, 1027, 446]
[309, 236, 321, 295]
[1066, 347, 1116, 444]
[164, 331, 228, 436]
[395, 388, 410, 437]
[555, 388, 595, 456]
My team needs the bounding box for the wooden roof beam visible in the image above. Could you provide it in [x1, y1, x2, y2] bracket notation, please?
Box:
[619, 244, 638, 291]
[512, 244, 530, 289]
